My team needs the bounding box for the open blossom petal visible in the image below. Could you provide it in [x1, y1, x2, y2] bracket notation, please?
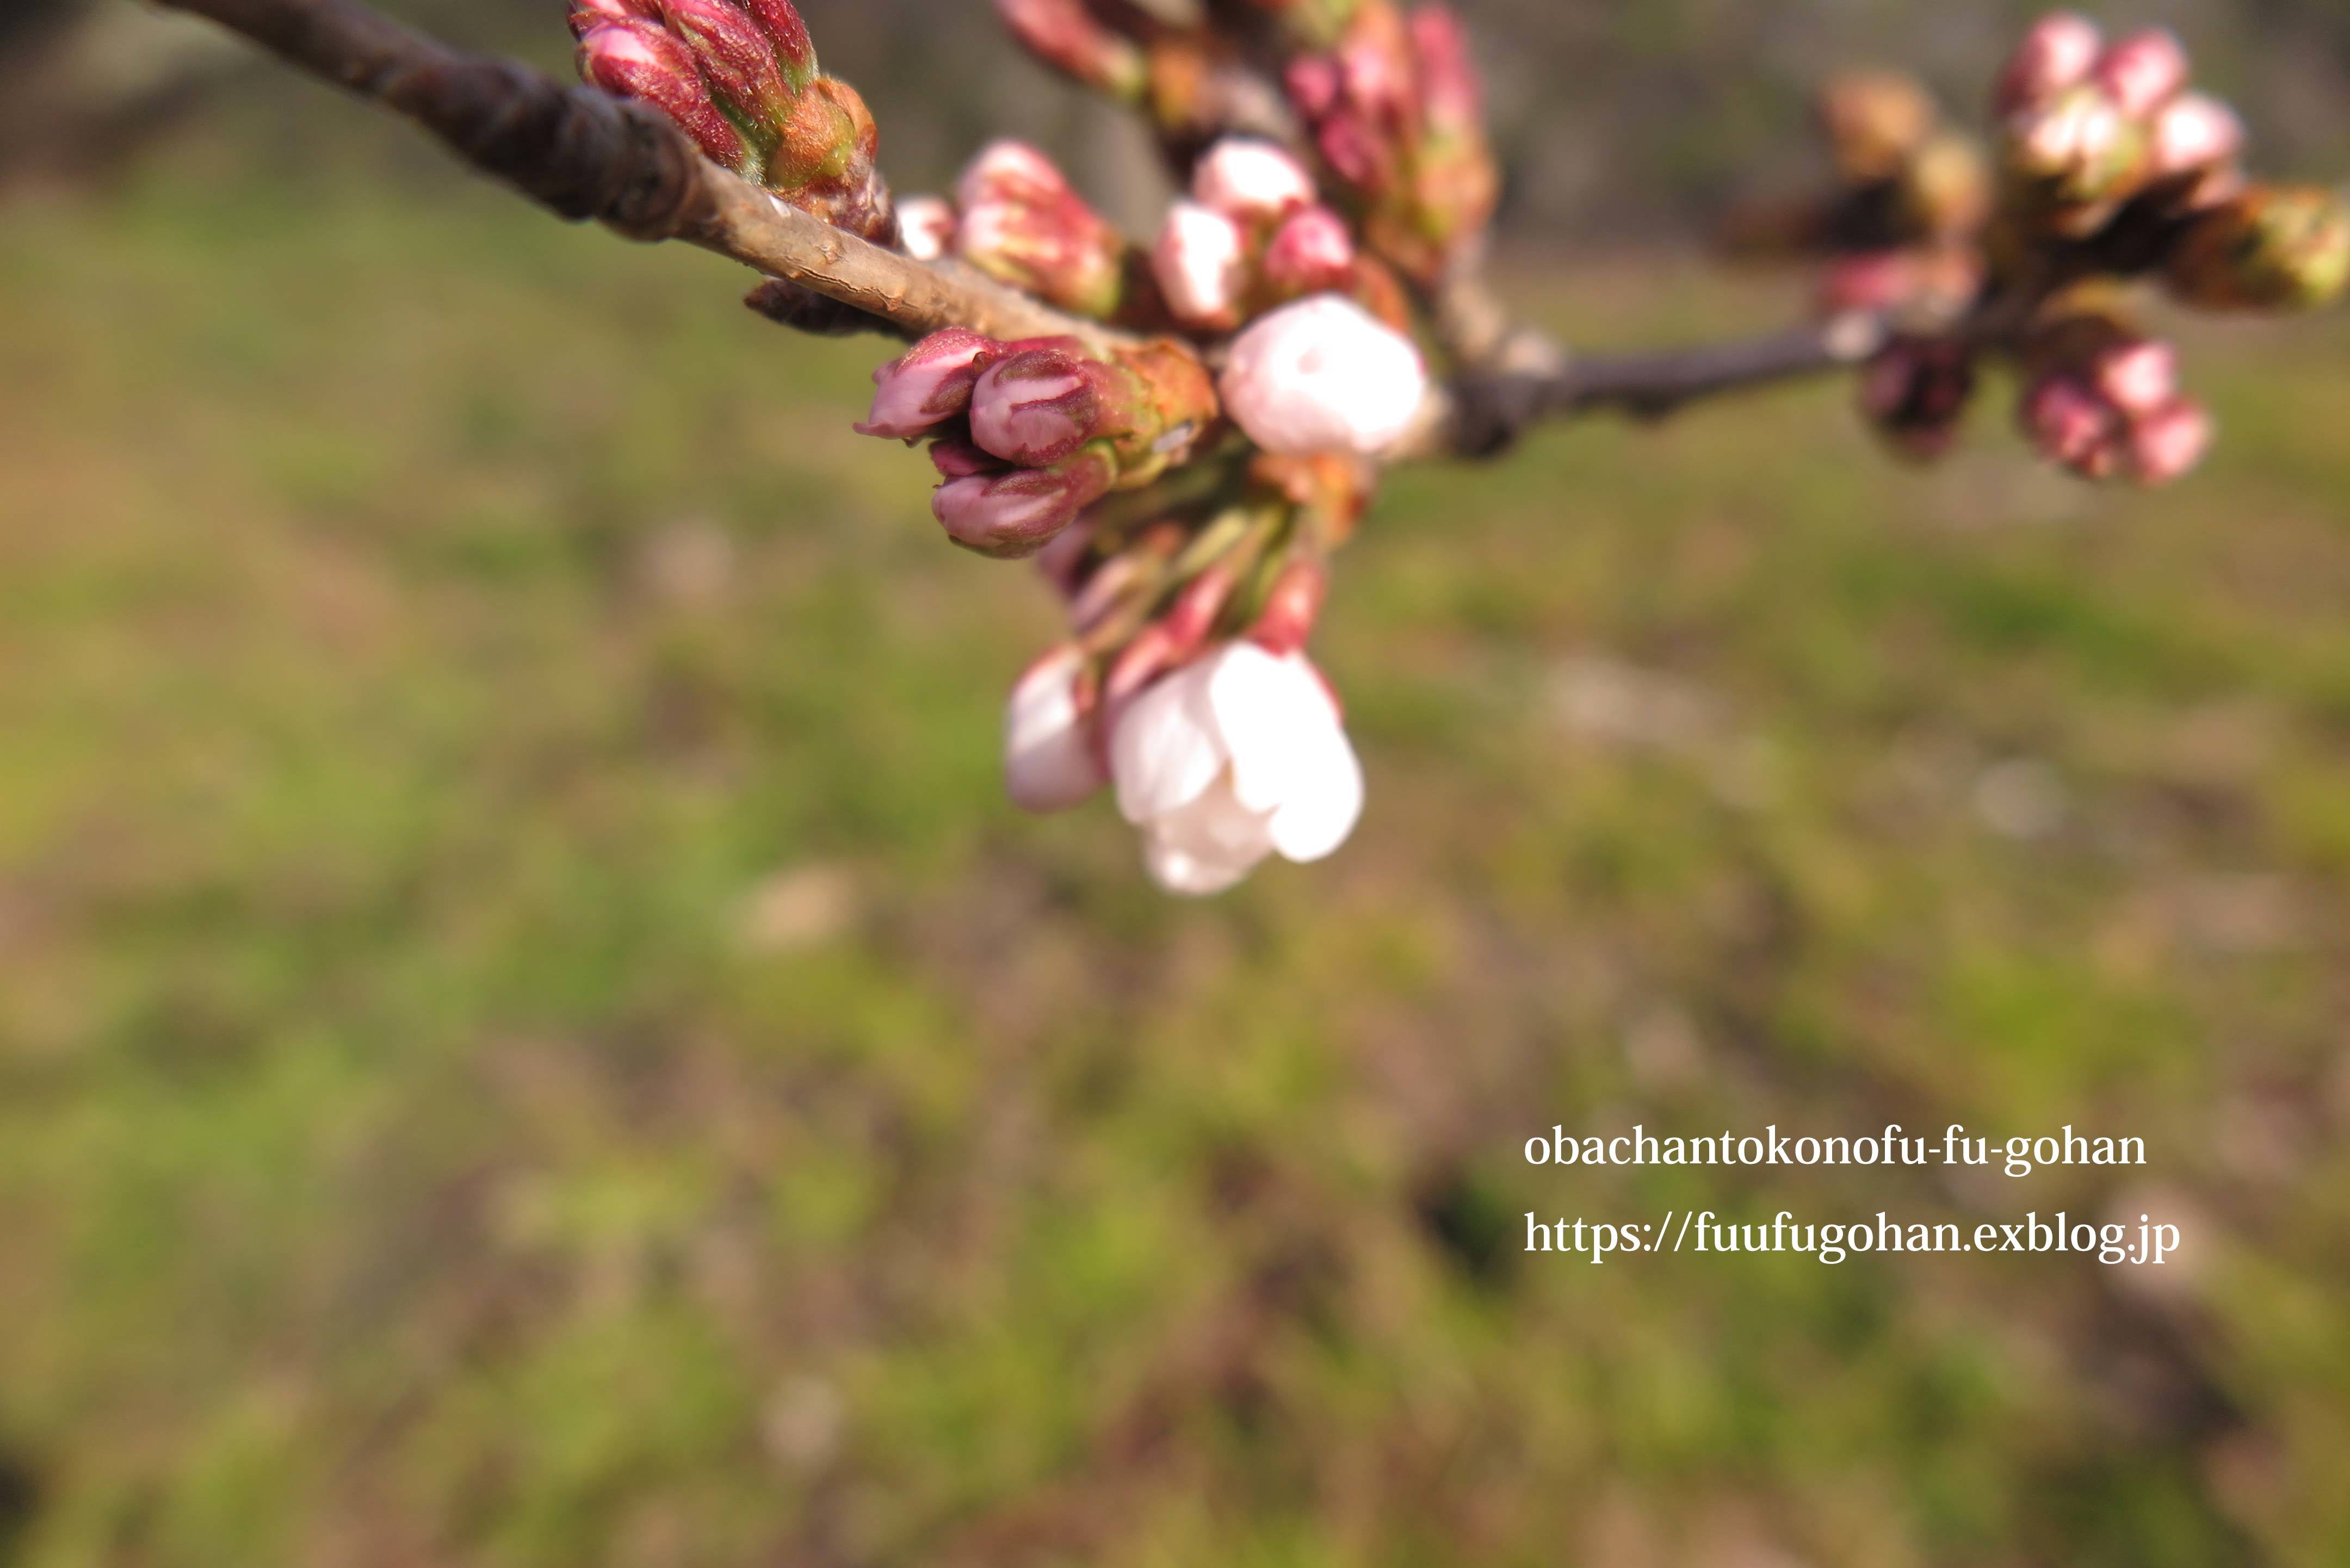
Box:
[1111, 662, 1223, 825]
[1110, 644, 1368, 896]
[1266, 729, 1364, 863]
[1005, 647, 1107, 813]
[1220, 295, 1428, 457]
[1192, 139, 1318, 221]
[1203, 643, 1340, 815]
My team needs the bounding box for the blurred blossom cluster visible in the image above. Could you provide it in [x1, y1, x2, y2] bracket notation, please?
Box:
[573, 1, 2347, 894]
[1728, 11, 2347, 480]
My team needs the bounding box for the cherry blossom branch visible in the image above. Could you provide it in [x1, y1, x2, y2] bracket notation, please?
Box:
[1425, 311, 1893, 457]
[150, 0, 1133, 350]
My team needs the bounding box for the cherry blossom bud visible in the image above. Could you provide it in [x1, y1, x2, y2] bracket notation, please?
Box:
[969, 347, 1104, 468]
[1262, 207, 1358, 299]
[2020, 373, 2122, 477]
[896, 196, 957, 261]
[1817, 252, 1920, 316]
[2007, 84, 2145, 210]
[2166, 185, 2350, 311]
[658, 0, 794, 132]
[2149, 94, 2244, 183]
[2092, 340, 2179, 417]
[956, 141, 1129, 320]
[933, 450, 1116, 559]
[1005, 645, 1109, 813]
[1193, 139, 1319, 222]
[1408, 5, 1486, 135]
[579, 21, 749, 172]
[1220, 295, 1428, 458]
[994, 0, 1148, 102]
[855, 329, 998, 441]
[1248, 558, 1329, 656]
[571, 0, 663, 30]
[1110, 643, 1365, 896]
[2093, 28, 2190, 120]
[1997, 13, 2103, 117]
[1818, 71, 1936, 184]
[1159, 566, 1240, 660]
[2128, 400, 2213, 486]
[1151, 201, 1249, 329]
[1858, 338, 1976, 462]
[739, 0, 817, 88]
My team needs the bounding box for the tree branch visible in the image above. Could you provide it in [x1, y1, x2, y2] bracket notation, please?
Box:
[1433, 311, 1891, 457]
[151, 0, 1137, 351]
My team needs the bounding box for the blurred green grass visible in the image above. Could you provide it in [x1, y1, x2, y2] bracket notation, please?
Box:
[3, 108, 2350, 1568]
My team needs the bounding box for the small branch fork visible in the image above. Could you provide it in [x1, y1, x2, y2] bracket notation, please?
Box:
[151, 0, 1887, 458]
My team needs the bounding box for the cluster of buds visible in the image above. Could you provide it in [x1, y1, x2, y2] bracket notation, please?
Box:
[901, 142, 1142, 322]
[2014, 311, 2211, 484]
[1003, 453, 1373, 893]
[1837, 14, 2350, 487]
[1721, 70, 1993, 323]
[1280, 2, 1499, 286]
[570, 0, 890, 241]
[994, 0, 1497, 288]
[1994, 14, 2347, 308]
[856, 330, 1219, 559]
[1152, 139, 1411, 334]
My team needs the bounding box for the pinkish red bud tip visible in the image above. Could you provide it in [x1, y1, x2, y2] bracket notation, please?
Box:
[856, 329, 998, 442]
[969, 349, 1104, 468]
[579, 21, 749, 171]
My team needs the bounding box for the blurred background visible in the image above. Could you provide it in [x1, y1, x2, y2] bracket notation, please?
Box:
[2, 1, 2348, 1564]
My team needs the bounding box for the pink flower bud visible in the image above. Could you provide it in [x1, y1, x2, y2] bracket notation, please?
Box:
[658, 0, 793, 133]
[929, 436, 1005, 480]
[2128, 400, 2213, 486]
[897, 195, 957, 261]
[2149, 94, 2243, 181]
[1220, 296, 1428, 458]
[1192, 140, 1319, 222]
[1285, 56, 1343, 120]
[1151, 201, 1249, 329]
[2021, 373, 2122, 476]
[1159, 566, 1239, 661]
[2094, 28, 2190, 120]
[1408, 5, 1486, 134]
[956, 142, 1128, 319]
[855, 329, 998, 441]
[2092, 339, 2179, 416]
[969, 347, 1104, 467]
[1997, 13, 2103, 116]
[571, 0, 663, 35]
[1263, 207, 1358, 298]
[994, 0, 1148, 101]
[1817, 251, 1919, 317]
[739, 0, 817, 88]
[579, 21, 748, 171]
[1248, 559, 1329, 656]
[1005, 646, 1108, 813]
[932, 453, 1114, 559]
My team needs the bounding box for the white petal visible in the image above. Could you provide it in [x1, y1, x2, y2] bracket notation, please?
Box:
[1004, 649, 1107, 813]
[1153, 772, 1281, 865]
[1201, 645, 1337, 814]
[1267, 725, 1364, 863]
[1110, 663, 1225, 825]
[1192, 139, 1318, 220]
[1151, 201, 1247, 326]
[1143, 834, 1261, 897]
[1219, 296, 1429, 458]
